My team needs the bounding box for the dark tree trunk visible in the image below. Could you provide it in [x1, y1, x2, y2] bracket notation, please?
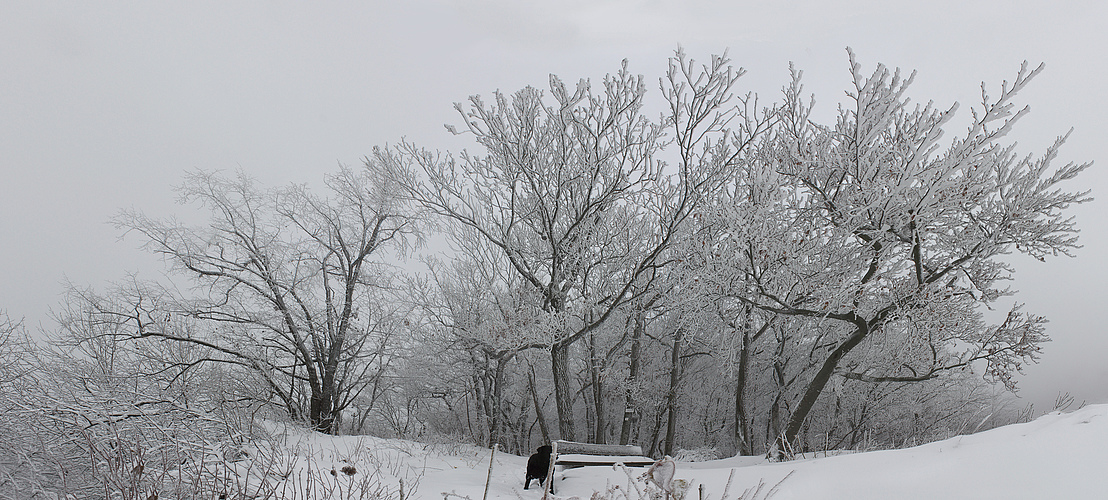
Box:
[490, 358, 507, 448]
[473, 367, 490, 446]
[775, 321, 869, 458]
[528, 364, 551, 446]
[734, 324, 752, 455]
[647, 407, 665, 458]
[588, 331, 606, 444]
[584, 379, 596, 443]
[735, 311, 772, 455]
[619, 308, 644, 445]
[309, 371, 338, 433]
[663, 328, 682, 456]
[551, 342, 576, 441]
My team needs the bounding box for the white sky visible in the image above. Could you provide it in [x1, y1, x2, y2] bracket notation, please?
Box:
[2, 0, 1105, 411]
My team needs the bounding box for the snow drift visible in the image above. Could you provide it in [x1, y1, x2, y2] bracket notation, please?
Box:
[267, 404, 1108, 499]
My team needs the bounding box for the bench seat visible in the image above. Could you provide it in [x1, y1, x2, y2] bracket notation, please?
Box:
[554, 453, 655, 468]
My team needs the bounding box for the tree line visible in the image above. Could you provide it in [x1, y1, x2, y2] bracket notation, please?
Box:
[12, 48, 1090, 461]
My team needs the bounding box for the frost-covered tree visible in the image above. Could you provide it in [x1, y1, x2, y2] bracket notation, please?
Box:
[384, 50, 773, 441]
[110, 166, 416, 433]
[0, 312, 30, 396]
[409, 226, 549, 449]
[692, 50, 1090, 456]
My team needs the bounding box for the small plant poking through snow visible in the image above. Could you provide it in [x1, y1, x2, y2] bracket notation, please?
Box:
[582, 459, 790, 500]
[205, 434, 422, 500]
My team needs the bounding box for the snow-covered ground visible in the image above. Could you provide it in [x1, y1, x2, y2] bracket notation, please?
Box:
[259, 404, 1108, 499]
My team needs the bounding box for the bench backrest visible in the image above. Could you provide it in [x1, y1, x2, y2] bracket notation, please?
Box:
[553, 440, 644, 456]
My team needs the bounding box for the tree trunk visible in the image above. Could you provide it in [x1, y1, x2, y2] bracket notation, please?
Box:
[620, 308, 644, 445]
[774, 322, 869, 458]
[310, 377, 337, 434]
[551, 342, 576, 441]
[317, 345, 343, 434]
[491, 358, 506, 448]
[734, 324, 752, 455]
[663, 328, 682, 456]
[584, 380, 596, 443]
[647, 407, 665, 457]
[735, 311, 773, 455]
[528, 364, 552, 446]
[766, 328, 788, 454]
[588, 331, 606, 444]
[472, 361, 490, 445]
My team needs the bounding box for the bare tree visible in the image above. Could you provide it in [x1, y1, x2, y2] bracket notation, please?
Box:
[111, 165, 416, 432]
[0, 312, 31, 394]
[695, 50, 1090, 457]
[384, 50, 773, 441]
[411, 230, 542, 449]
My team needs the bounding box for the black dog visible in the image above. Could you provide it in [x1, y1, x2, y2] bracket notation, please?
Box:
[524, 444, 553, 490]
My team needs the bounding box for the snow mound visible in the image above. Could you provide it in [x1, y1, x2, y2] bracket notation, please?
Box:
[259, 405, 1108, 499]
[665, 404, 1108, 500]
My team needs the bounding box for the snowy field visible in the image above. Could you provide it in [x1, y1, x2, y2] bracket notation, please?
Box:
[253, 404, 1108, 500]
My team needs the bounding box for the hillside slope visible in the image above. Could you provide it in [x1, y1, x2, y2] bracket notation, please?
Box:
[553, 404, 1108, 500]
[275, 404, 1108, 499]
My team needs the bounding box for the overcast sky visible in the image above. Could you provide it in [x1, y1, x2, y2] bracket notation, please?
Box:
[2, 0, 1105, 411]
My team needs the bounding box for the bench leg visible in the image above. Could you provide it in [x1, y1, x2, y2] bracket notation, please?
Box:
[542, 443, 557, 498]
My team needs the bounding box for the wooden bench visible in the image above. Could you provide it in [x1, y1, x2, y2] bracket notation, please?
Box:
[552, 440, 655, 468]
[542, 440, 656, 495]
